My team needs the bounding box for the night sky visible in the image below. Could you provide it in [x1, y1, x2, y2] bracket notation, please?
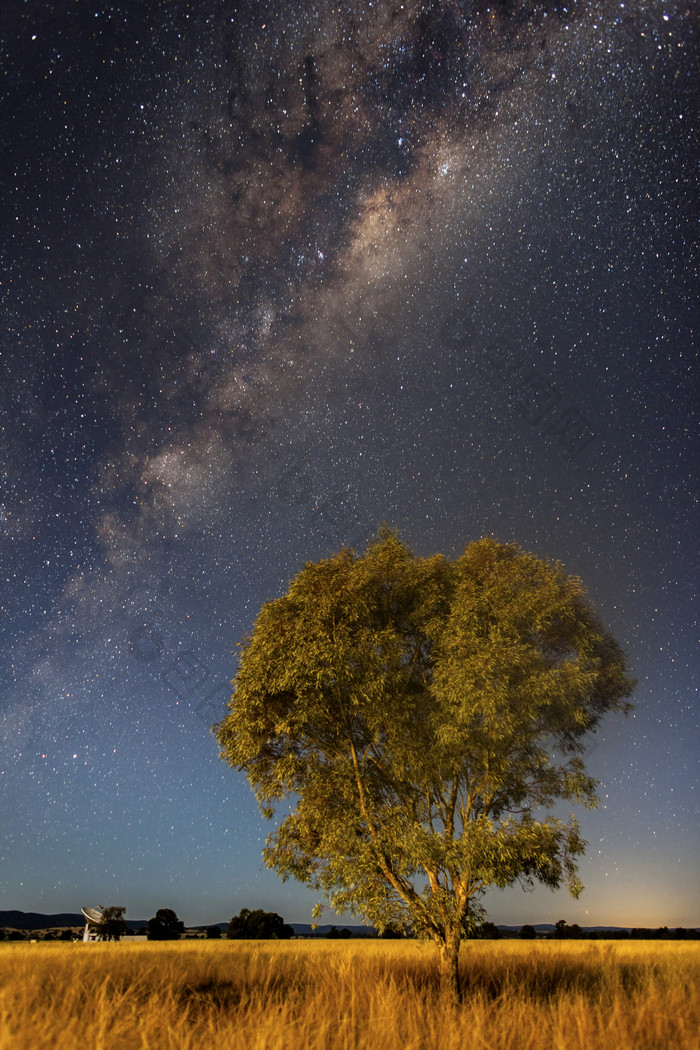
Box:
[1, 0, 697, 930]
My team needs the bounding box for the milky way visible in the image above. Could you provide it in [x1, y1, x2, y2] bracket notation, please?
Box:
[1, 0, 696, 927]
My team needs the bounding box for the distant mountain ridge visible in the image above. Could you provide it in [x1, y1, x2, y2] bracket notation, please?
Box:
[2, 911, 696, 937]
[0, 912, 371, 935]
[0, 911, 148, 931]
[0, 911, 630, 935]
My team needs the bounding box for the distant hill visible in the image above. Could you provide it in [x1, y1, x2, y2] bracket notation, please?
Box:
[0, 912, 622, 938]
[0, 911, 148, 931]
[1, 911, 85, 931]
[3, 911, 696, 938]
[0, 912, 375, 936]
[495, 924, 625, 936]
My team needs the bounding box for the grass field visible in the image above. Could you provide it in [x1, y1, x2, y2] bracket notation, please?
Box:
[0, 938, 697, 1049]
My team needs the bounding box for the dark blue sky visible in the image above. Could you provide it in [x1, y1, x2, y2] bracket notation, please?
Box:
[1, 0, 697, 928]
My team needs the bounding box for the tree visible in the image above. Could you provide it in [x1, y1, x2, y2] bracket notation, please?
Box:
[378, 923, 406, 939]
[553, 918, 583, 939]
[519, 924, 537, 939]
[475, 922, 501, 940]
[101, 906, 128, 941]
[327, 926, 352, 939]
[216, 532, 634, 1001]
[146, 908, 185, 941]
[226, 908, 293, 940]
[206, 925, 222, 938]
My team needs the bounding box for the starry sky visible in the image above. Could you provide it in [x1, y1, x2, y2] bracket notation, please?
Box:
[1, 0, 697, 930]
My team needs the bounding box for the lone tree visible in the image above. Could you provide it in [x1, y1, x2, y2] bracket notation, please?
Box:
[101, 906, 127, 941]
[519, 924, 538, 940]
[226, 908, 293, 940]
[146, 908, 185, 941]
[216, 532, 634, 1001]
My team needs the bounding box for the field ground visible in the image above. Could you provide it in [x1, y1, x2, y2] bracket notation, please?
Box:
[0, 939, 697, 1049]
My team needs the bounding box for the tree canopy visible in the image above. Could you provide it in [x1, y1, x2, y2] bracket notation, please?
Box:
[146, 908, 185, 941]
[216, 531, 634, 999]
[101, 905, 127, 941]
[226, 908, 293, 940]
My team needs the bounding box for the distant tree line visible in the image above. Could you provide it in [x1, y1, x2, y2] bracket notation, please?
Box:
[518, 921, 700, 941]
[0, 928, 77, 941]
[584, 927, 698, 941]
[326, 926, 352, 939]
[1, 912, 697, 942]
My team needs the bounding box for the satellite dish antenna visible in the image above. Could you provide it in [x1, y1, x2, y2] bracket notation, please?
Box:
[81, 906, 105, 942]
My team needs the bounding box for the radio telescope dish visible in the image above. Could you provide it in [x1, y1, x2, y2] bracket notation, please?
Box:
[82, 906, 105, 924]
[81, 906, 105, 941]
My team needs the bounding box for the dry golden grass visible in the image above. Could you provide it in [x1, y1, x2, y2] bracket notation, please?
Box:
[0, 938, 697, 1049]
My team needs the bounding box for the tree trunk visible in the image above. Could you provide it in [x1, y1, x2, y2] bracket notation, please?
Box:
[438, 933, 462, 1004]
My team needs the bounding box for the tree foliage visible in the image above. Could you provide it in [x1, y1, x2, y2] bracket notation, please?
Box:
[519, 924, 538, 940]
[146, 908, 185, 941]
[475, 921, 502, 939]
[327, 926, 353, 939]
[101, 906, 128, 941]
[226, 908, 293, 940]
[554, 918, 583, 939]
[216, 532, 634, 999]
